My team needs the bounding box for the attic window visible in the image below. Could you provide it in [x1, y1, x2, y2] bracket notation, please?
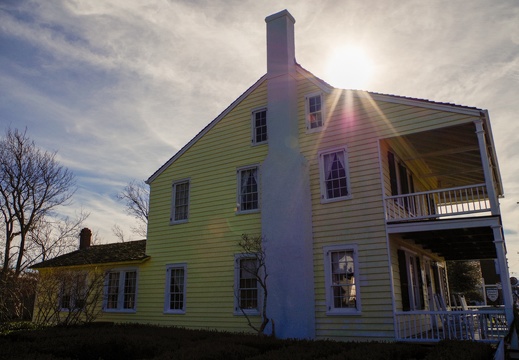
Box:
[306, 93, 324, 131]
[252, 108, 267, 145]
[171, 179, 190, 224]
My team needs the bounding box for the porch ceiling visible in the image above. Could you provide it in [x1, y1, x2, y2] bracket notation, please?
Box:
[392, 122, 485, 189]
[401, 226, 497, 261]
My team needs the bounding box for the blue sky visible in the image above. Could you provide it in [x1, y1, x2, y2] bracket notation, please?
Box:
[1, 1, 518, 272]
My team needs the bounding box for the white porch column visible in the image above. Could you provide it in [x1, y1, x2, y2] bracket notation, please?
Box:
[492, 225, 514, 320]
[492, 224, 518, 349]
[474, 119, 499, 215]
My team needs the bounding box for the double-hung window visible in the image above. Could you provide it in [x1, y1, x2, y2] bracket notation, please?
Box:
[237, 166, 259, 213]
[59, 272, 87, 311]
[165, 264, 187, 314]
[324, 245, 360, 314]
[305, 93, 324, 131]
[234, 255, 259, 315]
[319, 147, 351, 202]
[171, 179, 190, 223]
[252, 108, 267, 145]
[104, 269, 137, 312]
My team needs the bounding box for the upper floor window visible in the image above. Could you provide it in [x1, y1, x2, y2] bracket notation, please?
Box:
[234, 255, 260, 315]
[165, 264, 187, 314]
[104, 269, 137, 312]
[388, 151, 414, 197]
[236, 166, 259, 213]
[324, 245, 360, 314]
[319, 147, 351, 202]
[388, 151, 418, 212]
[171, 179, 190, 224]
[252, 109, 267, 145]
[306, 93, 324, 131]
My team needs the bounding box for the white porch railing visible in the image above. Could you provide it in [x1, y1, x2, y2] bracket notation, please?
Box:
[385, 184, 491, 222]
[395, 310, 508, 343]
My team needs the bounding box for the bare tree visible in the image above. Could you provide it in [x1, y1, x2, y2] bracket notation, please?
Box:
[236, 234, 272, 336]
[114, 179, 149, 239]
[0, 128, 76, 277]
[24, 211, 89, 268]
[34, 267, 105, 326]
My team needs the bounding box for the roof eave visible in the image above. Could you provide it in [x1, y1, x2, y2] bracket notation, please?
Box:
[146, 75, 268, 184]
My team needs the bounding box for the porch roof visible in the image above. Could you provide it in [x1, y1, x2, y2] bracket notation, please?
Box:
[385, 121, 503, 197]
[388, 216, 501, 261]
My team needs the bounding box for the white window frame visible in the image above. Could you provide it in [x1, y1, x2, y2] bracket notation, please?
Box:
[170, 179, 190, 224]
[251, 107, 267, 145]
[164, 263, 187, 314]
[59, 272, 87, 311]
[236, 165, 260, 214]
[103, 268, 138, 313]
[305, 92, 325, 132]
[323, 244, 361, 315]
[318, 146, 352, 203]
[407, 253, 423, 310]
[398, 248, 424, 311]
[234, 254, 261, 316]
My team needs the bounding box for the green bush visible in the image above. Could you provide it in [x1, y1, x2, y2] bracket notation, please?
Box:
[424, 340, 494, 360]
[0, 321, 40, 335]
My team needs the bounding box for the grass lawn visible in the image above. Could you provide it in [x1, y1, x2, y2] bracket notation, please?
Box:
[0, 322, 496, 360]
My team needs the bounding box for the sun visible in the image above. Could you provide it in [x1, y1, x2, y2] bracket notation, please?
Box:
[324, 46, 374, 90]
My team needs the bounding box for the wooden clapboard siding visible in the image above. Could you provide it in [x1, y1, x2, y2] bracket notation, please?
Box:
[297, 76, 394, 340]
[135, 80, 268, 332]
[301, 74, 480, 340]
[102, 70, 483, 338]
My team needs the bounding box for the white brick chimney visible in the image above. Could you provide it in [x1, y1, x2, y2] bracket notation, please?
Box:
[262, 10, 315, 339]
[266, 10, 296, 78]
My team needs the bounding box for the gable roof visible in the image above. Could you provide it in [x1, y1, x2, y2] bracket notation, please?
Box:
[147, 74, 268, 184]
[147, 64, 491, 185]
[30, 240, 149, 269]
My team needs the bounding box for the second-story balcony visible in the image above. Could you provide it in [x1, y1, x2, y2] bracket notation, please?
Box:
[385, 183, 491, 222]
[381, 119, 502, 225]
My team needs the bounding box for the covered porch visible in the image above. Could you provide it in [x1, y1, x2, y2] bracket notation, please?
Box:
[387, 216, 512, 343]
[380, 118, 513, 344]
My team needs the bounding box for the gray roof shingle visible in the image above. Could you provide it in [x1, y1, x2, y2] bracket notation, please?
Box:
[31, 240, 149, 269]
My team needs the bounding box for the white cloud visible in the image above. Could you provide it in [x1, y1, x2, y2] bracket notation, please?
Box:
[1, 0, 518, 272]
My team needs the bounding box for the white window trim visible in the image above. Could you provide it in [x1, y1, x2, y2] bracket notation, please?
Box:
[236, 165, 260, 214]
[323, 244, 361, 315]
[305, 92, 325, 133]
[164, 263, 187, 314]
[233, 254, 261, 316]
[59, 272, 87, 312]
[251, 107, 268, 146]
[170, 178, 190, 225]
[318, 146, 352, 203]
[103, 268, 138, 313]
[399, 248, 424, 311]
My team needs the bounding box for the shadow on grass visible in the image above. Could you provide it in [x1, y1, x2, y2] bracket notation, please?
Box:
[0, 323, 495, 360]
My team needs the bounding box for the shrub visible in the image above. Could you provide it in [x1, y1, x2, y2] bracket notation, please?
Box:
[0, 324, 497, 360]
